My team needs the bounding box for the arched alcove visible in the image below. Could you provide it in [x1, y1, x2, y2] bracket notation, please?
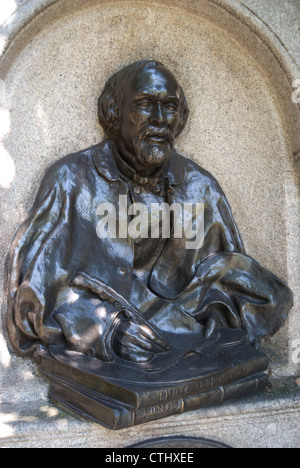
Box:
[0, 1, 299, 445]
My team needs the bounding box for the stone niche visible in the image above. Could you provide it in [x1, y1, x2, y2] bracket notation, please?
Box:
[0, 0, 299, 448]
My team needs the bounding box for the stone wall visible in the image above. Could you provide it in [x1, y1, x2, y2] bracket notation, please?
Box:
[0, 0, 299, 447]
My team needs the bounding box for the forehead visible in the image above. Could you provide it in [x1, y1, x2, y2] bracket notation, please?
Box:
[127, 65, 181, 97]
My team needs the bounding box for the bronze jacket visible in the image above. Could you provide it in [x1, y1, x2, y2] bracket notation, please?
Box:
[4, 139, 293, 360]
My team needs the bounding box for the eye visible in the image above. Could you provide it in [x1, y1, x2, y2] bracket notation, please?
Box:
[164, 102, 178, 112]
[136, 100, 152, 109]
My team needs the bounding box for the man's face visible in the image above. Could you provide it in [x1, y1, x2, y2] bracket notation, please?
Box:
[117, 64, 182, 175]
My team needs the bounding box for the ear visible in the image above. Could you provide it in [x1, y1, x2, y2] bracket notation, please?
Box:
[175, 94, 189, 138]
[98, 92, 120, 138]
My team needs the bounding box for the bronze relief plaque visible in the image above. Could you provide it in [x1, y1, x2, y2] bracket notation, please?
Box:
[4, 61, 293, 429]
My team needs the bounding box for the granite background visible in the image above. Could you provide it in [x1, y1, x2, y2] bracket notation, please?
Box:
[0, 0, 299, 447]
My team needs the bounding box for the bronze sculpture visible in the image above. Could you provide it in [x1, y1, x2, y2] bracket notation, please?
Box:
[4, 61, 293, 428]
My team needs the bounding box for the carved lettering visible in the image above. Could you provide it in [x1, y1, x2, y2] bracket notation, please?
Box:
[136, 400, 183, 423]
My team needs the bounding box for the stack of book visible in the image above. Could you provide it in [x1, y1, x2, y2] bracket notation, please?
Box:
[38, 329, 269, 429]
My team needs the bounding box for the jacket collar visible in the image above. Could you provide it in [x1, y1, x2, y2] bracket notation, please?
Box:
[93, 139, 185, 187]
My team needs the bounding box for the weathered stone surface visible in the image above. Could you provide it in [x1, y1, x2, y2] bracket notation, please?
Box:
[0, 378, 299, 448]
[0, 0, 299, 447]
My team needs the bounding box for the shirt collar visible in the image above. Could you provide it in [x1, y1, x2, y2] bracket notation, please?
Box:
[112, 144, 169, 189]
[93, 139, 185, 187]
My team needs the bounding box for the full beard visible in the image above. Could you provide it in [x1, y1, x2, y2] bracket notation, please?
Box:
[133, 129, 174, 171]
[136, 139, 173, 168]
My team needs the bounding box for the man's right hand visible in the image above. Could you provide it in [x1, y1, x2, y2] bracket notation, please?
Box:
[113, 318, 170, 363]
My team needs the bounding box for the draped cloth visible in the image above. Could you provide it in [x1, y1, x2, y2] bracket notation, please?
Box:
[4, 139, 293, 361]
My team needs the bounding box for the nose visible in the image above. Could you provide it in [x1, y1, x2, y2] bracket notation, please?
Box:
[149, 102, 166, 125]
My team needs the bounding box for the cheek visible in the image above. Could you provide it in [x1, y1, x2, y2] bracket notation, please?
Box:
[167, 114, 180, 133]
[130, 109, 150, 127]
[122, 109, 148, 136]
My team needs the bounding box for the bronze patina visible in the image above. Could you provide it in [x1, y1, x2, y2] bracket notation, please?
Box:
[4, 61, 293, 429]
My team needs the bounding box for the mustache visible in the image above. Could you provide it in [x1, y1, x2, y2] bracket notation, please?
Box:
[137, 127, 174, 144]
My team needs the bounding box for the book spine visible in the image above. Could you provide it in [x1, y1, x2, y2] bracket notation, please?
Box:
[135, 355, 268, 409]
[134, 373, 268, 426]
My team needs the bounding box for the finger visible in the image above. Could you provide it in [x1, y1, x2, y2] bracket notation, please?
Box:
[116, 342, 154, 363]
[121, 350, 154, 363]
[117, 319, 170, 352]
[137, 323, 170, 351]
[116, 331, 154, 352]
[122, 312, 170, 351]
[123, 352, 154, 363]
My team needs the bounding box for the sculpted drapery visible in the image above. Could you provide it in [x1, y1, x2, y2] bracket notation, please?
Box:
[4, 139, 293, 360]
[4, 60, 293, 366]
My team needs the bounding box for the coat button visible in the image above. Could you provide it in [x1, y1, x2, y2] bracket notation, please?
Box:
[119, 266, 127, 275]
[133, 185, 141, 194]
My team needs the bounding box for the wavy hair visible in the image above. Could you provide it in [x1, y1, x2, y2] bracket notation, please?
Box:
[98, 60, 189, 139]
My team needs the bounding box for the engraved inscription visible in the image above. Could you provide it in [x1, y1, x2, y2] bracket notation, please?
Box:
[136, 399, 183, 423]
